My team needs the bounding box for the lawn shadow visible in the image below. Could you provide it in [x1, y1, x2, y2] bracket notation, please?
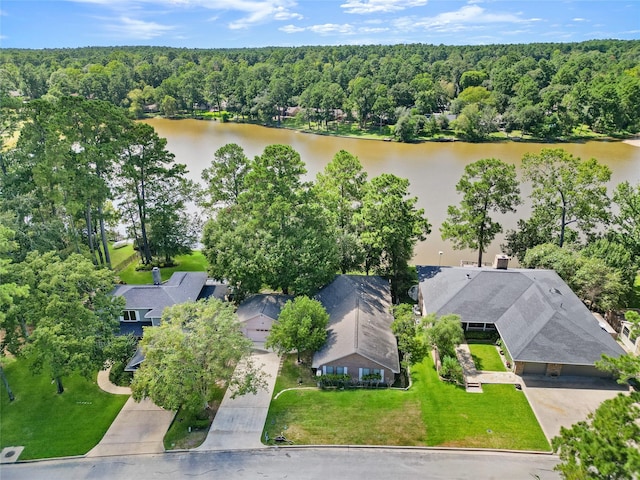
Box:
[470, 354, 483, 371]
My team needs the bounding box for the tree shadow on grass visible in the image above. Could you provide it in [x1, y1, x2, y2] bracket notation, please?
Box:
[471, 354, 483, 371]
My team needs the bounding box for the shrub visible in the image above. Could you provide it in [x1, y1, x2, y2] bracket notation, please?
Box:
[440, 355, 463, 384]
[318, 374, 351, 388]
[109, 360, 133, 386]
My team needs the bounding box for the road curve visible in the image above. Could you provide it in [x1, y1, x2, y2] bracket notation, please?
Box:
[1, 447, 560, 480]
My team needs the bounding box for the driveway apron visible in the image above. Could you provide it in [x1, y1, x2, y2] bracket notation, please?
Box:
[198, 349, 280, 451]
[87, 369, 175, 457]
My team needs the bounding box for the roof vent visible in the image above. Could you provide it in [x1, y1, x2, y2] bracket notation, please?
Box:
[152, 267, 161, 285]
[492, 254, 510, 270]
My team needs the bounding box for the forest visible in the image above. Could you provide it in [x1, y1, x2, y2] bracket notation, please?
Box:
[1, 39, 640, 141]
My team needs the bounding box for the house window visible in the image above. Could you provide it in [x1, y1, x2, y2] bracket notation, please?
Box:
[122, 310, 137, 322]
[323, 366, 347, 375]
[622, 326, 630, 338]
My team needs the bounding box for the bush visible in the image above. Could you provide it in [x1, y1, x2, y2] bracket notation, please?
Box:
[440, 355, 463, 384]
[464, 330, 499, 341]
[318, 374, 351, 388]
[109, 360, 133, 387]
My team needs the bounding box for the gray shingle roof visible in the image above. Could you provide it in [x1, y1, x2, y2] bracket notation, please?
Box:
[236, 294, 293, 322]
[312, 275, 400, 373]
[113, 271, 208, 319]
[417, 266, 625, 365]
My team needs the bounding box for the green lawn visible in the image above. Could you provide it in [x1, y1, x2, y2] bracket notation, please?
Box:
[117, 251, 208, 284]
[108, 243, 136, 269]
[467, 341, 507, 372]
[0, 358, 129, 460]
[265, 355, 549, 451]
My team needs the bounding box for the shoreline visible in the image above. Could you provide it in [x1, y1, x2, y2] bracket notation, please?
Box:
[623, 139, 640, 147]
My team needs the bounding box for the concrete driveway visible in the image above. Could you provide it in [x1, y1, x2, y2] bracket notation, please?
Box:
[521, 375, 628, 441]
[197, 349, 280, 451]
[86, 369, 175, 457]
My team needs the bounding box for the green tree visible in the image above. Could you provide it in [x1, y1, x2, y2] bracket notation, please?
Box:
[441, 158, 521, 267]
[22, 252, 123, 394]
[315, 150, 367, 274]
[200, 143, 250, 210]
[118, 123, 190, 265]
[552, 391, 640, 480]
[266, 296, 329, 363]
[357, 174, 430, 303]
[0, 225, 29, 401]
[611, 181, 640, 263]
[424, 313, 464, 359]
[131, 298, 265, 413]
[522, 149, 611, 247]
[391, 304, 427, 366]
[203, 145, 338, 298]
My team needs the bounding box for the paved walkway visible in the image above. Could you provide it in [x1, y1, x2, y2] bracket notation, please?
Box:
[456, 343, 522, 387]
[197, 349, 281, 451]
[87, 368, 175, 457]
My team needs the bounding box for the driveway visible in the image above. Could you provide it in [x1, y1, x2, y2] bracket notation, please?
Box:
[521, 375, 628, 441]
[86, 369, 175, 457]
[197, 348, 280, 450]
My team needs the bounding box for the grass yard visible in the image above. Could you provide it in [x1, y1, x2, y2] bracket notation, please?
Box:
[117, 251, 208, 284]
[265, 355, 549, 451]
[163, 386, 225, 450]
[467, 341, 507, 372]
[0, 358, 129, 460]
[108, 243, 136, 269]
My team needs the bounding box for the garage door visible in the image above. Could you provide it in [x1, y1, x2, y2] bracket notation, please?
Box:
[245, 328, 270, 342]
[561, 365, 610, 378]
[522, 362, 547, 375]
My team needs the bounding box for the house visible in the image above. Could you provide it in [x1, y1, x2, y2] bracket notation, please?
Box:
[417, 260, 625, 378]
[619, 312, 640, 355]
[112, 269, 228, 370]
[312, 275, 400, 385]
[236, 294, 293, 342]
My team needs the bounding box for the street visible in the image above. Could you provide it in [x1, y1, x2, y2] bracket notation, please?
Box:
[1, 447, 560, 480]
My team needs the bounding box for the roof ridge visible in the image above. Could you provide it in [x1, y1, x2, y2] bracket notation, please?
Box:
[353, 294, 359, 351]
[498, 281, 554, 359]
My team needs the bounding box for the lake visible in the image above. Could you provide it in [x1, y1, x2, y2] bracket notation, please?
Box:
[143, 118, 640, 266]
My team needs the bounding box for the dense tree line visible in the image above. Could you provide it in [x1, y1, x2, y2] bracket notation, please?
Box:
[1, 40, 639, 141]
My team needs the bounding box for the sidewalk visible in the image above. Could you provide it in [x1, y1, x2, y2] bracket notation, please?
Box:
[197, 349, 280, 451]
[87, 368, 175, 457]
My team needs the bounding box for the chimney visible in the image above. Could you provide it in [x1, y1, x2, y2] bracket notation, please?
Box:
[152, 266, 161, 285]
[493, 254, 510, 270]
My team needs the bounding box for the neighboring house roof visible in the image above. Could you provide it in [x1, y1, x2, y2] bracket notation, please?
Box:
[236, 294, 293, 322]
[113, 272, 208, 320]
[417, 266, 625, 366]
[312, 275, 400, 374]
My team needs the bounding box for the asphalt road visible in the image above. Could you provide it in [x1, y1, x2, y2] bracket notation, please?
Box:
[1, 447, 560, 480]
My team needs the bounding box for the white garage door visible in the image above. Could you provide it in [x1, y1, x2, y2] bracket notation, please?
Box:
[246, 328, 270, 342]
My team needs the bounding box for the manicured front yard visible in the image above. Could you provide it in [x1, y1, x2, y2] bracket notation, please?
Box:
[467, 341, 507, 372]
[116, 251, 208, 284]
[265, 355, 549, 451]
[0, 358, 129, 459]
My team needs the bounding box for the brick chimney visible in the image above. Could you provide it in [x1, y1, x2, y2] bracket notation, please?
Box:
[493, 254, 510, 270]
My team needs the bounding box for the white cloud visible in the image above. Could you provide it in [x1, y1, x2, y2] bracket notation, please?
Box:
[69, 0, 303, 29]
[309, 23, 354, 35]
[280, 23, 355, 35]
[394, 5, 534, 34]
[358, 26, 388, 34]
[572, 17, 587, 22]
[341, 0, 427, 15]
[279, 24, 305, 33]
[105, 16, 175, 39]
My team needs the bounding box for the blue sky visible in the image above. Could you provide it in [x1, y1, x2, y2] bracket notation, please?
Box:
[1, 1, 639, 49]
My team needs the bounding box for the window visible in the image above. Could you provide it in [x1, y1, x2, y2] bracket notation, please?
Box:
[122, 310, 137, 321]
[324, 366, 347, 375]
[622, 326, 630, 338]
[336, 367, 346, 375]
[325, 366, 335, 374]
[361, 368, 381, 376]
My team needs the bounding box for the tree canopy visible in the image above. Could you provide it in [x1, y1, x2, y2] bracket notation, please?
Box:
[265, 296, 329, 363]
[441, 158, 520, 267]
[131, 298, 265, 413]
